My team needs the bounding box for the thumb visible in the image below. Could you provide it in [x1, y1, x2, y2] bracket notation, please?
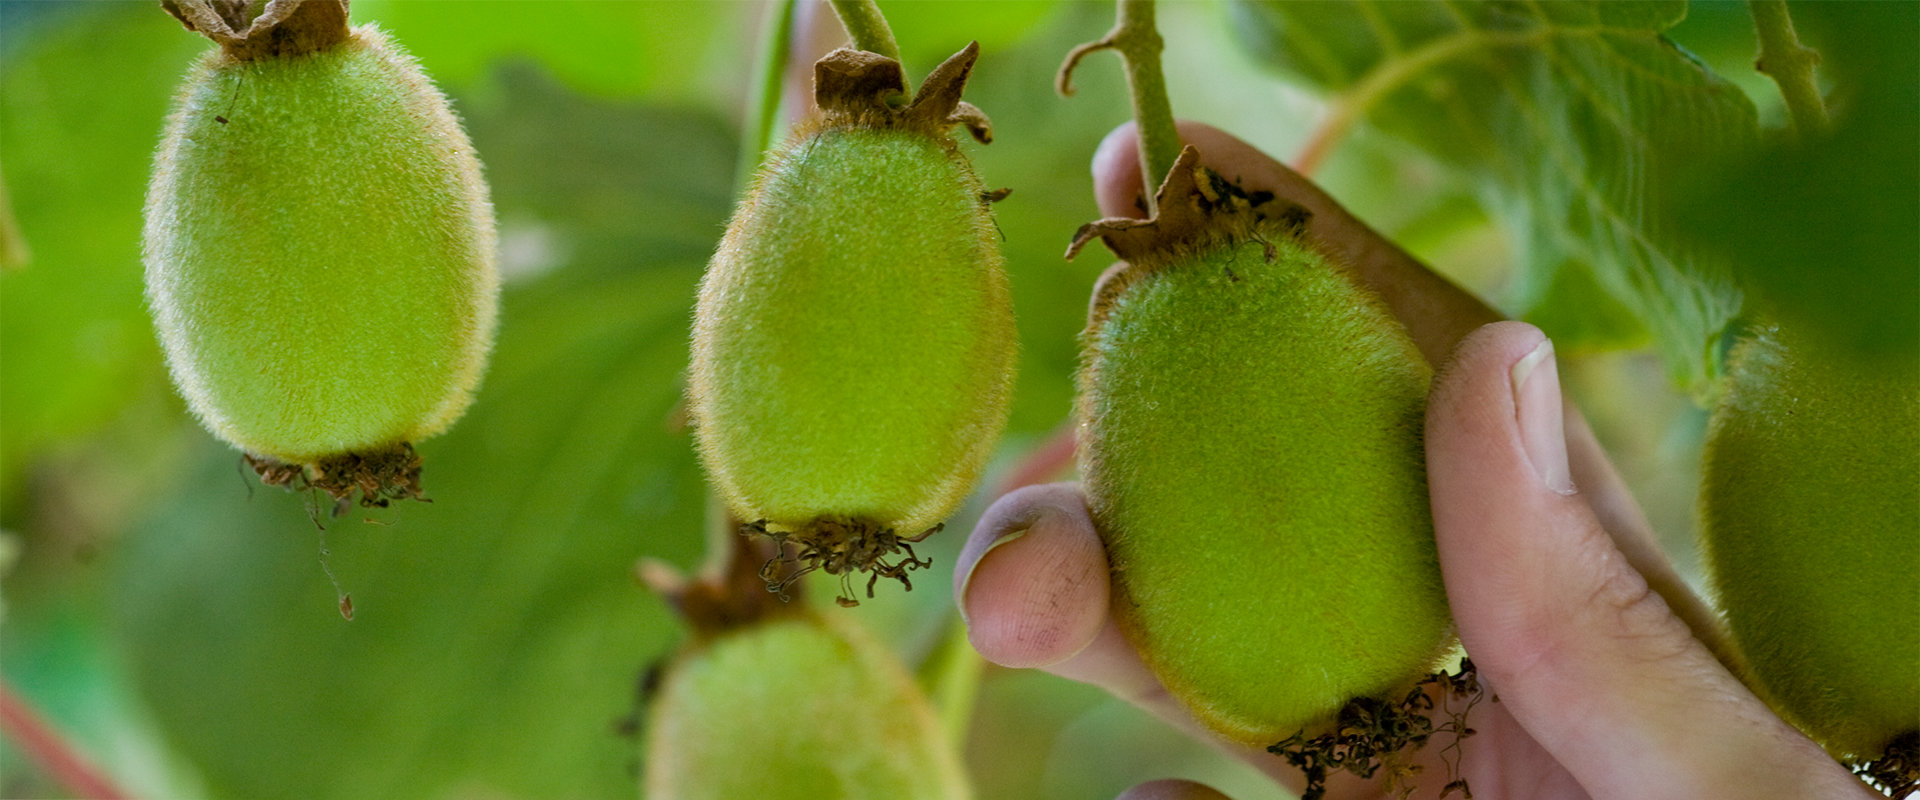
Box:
[1113, 779, 1233, 800]
[1426, 321, 1872, 798]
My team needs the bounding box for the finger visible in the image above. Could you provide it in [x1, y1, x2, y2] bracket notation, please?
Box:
[955, 485, 1306, 789]
[1089, 120, 1498, 366]
[1114, 779, 1234, 800]
[1427, 321, 1875, 798]
[955, 483, 1110, 669]
[1561, 409, 1733, 663]
[952, 483, 1173, 701]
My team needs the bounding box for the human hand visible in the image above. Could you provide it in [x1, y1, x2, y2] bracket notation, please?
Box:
[953, 122, 1877, 799]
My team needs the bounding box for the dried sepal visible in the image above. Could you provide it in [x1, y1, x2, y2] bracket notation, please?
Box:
[641, 533, 800, 639]
[1069, 146, 1312, 329]
[161, 0, 350, 61]
[812, 42, 993, 143]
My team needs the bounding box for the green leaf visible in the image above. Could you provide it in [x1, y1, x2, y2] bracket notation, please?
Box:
[351, 0, 753, 101]
[108, 264, 710, 800]
[1676, 2, 1919, 362]
[0, 6, 205, 497]
[92, 45, 745, 794]
[881, 1, 1068, 77]
[1228, 0, 1758, 393]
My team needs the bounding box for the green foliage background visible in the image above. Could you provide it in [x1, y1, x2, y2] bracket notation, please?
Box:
[0, 2, 1911, 798]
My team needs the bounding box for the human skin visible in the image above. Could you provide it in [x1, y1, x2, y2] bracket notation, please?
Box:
[953, 122, 1878, 800]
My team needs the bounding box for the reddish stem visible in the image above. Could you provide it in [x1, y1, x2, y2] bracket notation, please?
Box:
[1291, 114, 1340, 177]
[0, 679, 131, 800]
[993, 424, 1079, 497]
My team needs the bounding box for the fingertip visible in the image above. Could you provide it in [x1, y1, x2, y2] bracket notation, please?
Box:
[1114, 779, 1233, 800]
[1428, 320, 1548, 431]
[1092, 121, 1148, 219]
[1093, 121, 1256, 219]
[957, 483, 1110, 669]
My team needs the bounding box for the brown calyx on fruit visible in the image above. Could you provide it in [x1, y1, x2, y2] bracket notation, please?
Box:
[1067, 146, 1312, 329]
[811, 42, 993, 144]
[639, 533, 798, 639]
[245, 442, 425, 508]
[1858, 731, 1919, 798]
[1267, 660, 1486, 800]
[744, 516, 937, 608]
[161, 0, 350, 61]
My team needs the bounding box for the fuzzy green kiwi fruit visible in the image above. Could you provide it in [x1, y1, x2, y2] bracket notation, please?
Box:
[1701, 322, 1919, 773]
[1070, 148, 1454, 749]
[641, 552, 970, 800]
[688, 45, 1015, 605]
[144, 0, 497, 505]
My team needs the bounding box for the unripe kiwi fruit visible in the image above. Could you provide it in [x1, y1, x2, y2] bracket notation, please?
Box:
[1700, 322, 1919, 766]
[689, 45, 1015, 604]
[1070, 148, 1453, 747]
[144, 0, 497, 505]
[641, 552, 970, 800]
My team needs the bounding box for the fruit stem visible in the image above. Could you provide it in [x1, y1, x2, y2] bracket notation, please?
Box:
[920, 615, 985, 747]
[0, 680, 133, 800]
[827, 0, 905, 88]
[735, 0, 798, 197]
[1747, 0, 1830, 138]
[0, 163, 27, 270]
[1059, 0, 1182, 216]
[699, 490, 737, 581]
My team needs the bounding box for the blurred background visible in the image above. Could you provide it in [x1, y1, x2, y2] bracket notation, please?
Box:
[1, 1, 1911, 798]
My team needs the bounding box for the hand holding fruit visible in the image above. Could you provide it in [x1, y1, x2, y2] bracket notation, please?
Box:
[954, 122, 1878, 799]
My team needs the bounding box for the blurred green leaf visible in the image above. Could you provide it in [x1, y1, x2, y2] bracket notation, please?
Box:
[0, 5, 203, 498]
[1676, 2, 1919, 361]
[459, 63, 740, 272]
[84, 34, 747, 793]
[109, 263, 709, 800]
[351, 0, 754, 102]
[1228, 0, 1758, 392]
[881, 1, 1066, 77]
[69, 4, 1132, 794]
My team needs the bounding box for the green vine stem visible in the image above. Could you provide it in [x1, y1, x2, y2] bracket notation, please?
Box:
[0, 163, 27, 270]
[1747, 0, 1830, 137]
[1058, 0, 1182, 216]
[735, 0, 797, 196]
[920, 615, 985, 747]
[827, 0, 902, 68]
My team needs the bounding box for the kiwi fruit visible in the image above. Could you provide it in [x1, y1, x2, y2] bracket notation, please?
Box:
[688, 45, 1015, 605]
[143, 0, 497, 506]
[641, 550, 971, 800]
[1071, 148, 1455, 752]
[1701, 321, 1919, 781]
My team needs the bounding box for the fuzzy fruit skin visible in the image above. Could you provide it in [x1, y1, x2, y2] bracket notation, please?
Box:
[1079, 231, 1452, 746]
[144, 25, 498, 464]
[689, 126, 1015, 534]
[1701, 324, 1920, 761]
[643, 614, 970, 800]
